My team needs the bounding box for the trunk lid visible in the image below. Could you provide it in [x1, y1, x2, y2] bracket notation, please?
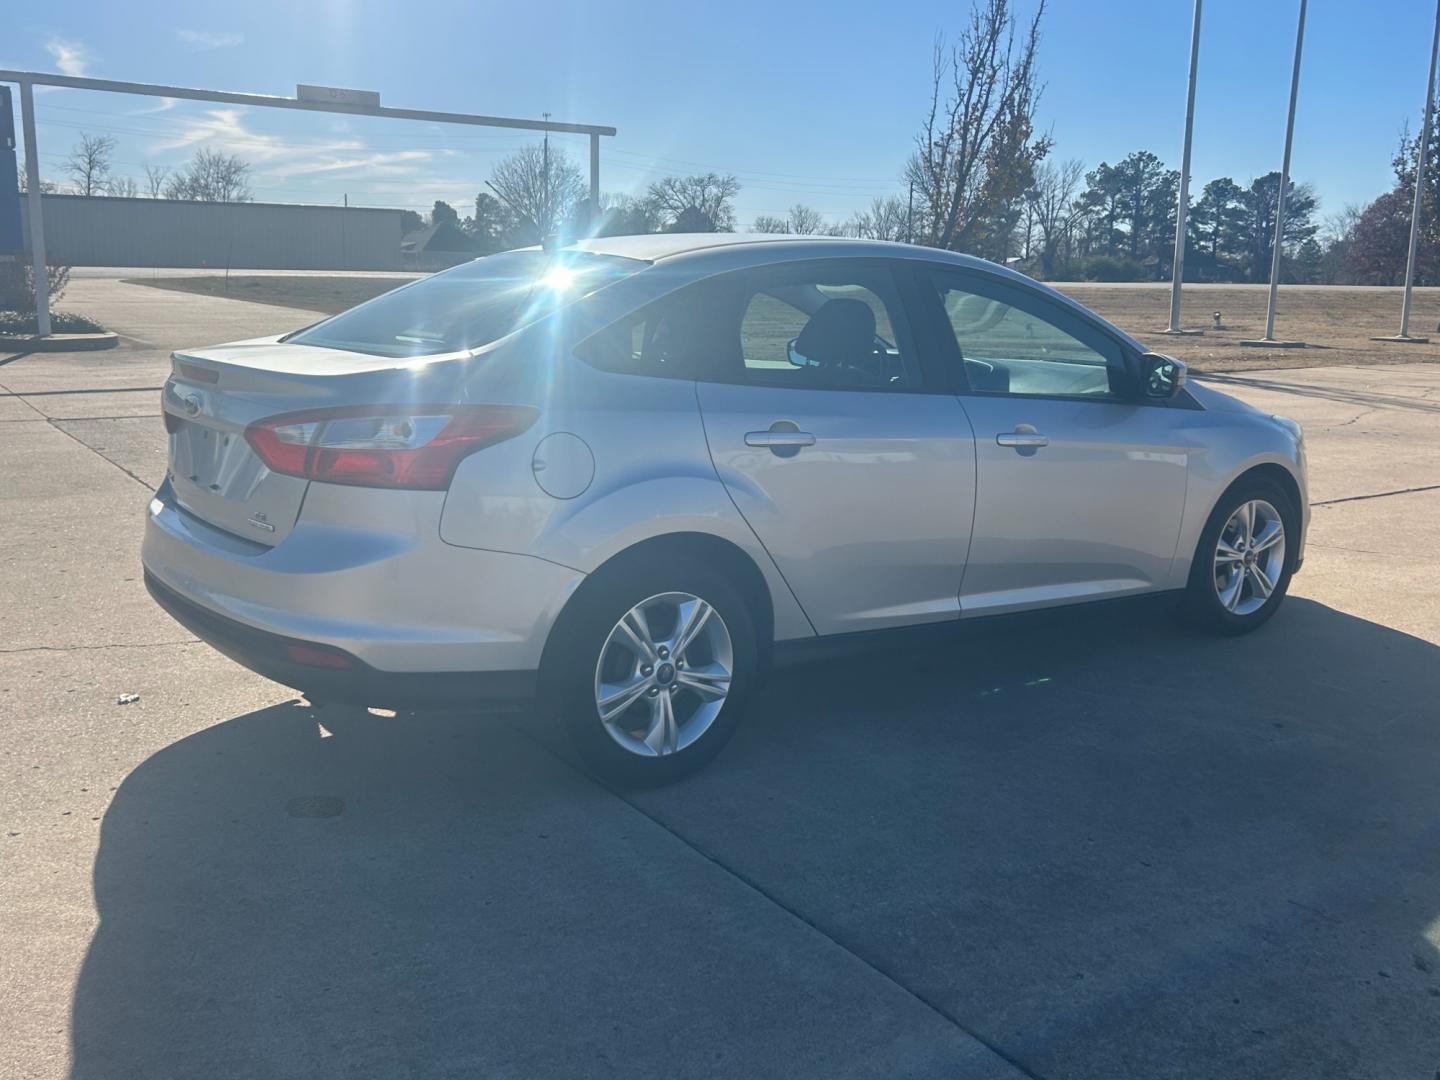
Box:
[162, 337, 466, 545]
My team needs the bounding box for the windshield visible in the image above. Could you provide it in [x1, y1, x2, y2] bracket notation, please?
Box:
[287, 250, 646, 358]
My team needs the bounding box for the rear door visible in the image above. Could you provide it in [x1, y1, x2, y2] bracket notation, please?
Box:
[692, 260, 977, 635]
[916, 268, 1192, 616]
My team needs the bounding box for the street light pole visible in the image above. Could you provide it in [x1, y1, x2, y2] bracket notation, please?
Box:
[1396, 0, 1440, 342]
[1163, 0, 1204, 335]
[1262, 0, 1306, 343]
[1242, 0, 1308, 349]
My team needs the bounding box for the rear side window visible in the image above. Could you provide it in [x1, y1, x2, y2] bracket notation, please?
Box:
[289, 251, 644, 358]
[576, 279, 742, 380]
[736, 270, 917, 391]
[577, 261, 921, 392]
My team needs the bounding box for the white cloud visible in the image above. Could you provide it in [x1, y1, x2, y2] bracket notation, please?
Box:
[153, 109, 437, 195]
[267, 150, 434, 179]
[151, 108, 363, 162]
[46, 38, 90, 77]
[175, 29, 245, 51]
[135, 97, 180, 115]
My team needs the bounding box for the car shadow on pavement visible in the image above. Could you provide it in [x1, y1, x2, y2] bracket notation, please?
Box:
[70, 599, 1440, 1080]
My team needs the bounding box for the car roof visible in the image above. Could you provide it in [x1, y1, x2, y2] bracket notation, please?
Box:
[556, 233, 1147, 354]
[567, 231, 1013, 265]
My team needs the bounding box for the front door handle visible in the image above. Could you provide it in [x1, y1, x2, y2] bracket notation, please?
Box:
[996, 431, 1048, 448]
[745, 430, 816, 448]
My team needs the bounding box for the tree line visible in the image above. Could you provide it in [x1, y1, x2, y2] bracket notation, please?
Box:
[22, 133, 255, 203]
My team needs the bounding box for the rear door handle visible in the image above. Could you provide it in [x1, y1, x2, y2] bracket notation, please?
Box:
[745, 431, 816, 448]
[996, 431, 1049, 448]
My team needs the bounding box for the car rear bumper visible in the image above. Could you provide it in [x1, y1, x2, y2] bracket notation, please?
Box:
[142, 479, 585, 701]
[145, 570, 536, 706]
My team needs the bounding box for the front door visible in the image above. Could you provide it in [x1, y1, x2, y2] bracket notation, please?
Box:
[695, 261, 976, 636]
[918, 269, 1192, 617]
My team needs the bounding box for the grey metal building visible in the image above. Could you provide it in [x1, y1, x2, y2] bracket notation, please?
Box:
[20, 194, 406, 270]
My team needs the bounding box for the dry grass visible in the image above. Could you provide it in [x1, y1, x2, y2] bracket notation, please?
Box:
[1057, 282, 1440, 372]
[130, 275, 1440, 375]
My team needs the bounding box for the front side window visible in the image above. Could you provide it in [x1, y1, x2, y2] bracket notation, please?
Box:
[927, 272, 1125, 399]
[289, 250, 644, 358]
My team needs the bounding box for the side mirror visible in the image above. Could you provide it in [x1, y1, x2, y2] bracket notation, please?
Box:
[1139, 352, 1187, 400]
[786, 338, 815, 367]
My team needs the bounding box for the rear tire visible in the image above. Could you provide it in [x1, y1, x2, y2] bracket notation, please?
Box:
[1178, 476, 1297, 635]
[541, 556, 757, 787]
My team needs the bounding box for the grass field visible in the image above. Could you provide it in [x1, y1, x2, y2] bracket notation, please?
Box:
[1067, 282, 1440, 372]
[130, 274, 1440, 374]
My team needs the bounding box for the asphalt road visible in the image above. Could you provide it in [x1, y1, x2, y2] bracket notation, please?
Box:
[3, 275, 1439, 1079]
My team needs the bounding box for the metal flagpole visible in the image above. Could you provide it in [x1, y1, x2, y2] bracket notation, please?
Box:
[1241, 0, 1308, 349]
[1162, 0, 1204, 335]
[1376, 0, 1440, 344]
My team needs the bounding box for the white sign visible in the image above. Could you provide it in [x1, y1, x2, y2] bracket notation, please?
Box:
[296, 84, 381, 109]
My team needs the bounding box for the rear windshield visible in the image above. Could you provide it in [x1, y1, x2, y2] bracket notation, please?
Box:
[287, 250, 646, 358]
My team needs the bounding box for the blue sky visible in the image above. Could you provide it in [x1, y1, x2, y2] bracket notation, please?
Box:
[6, 0, 1433, 228]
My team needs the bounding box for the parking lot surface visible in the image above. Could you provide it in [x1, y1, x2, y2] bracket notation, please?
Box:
[3, 275, 1439, 1079]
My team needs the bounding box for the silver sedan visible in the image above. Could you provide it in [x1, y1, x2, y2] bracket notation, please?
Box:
[143, 235, 1308, 783]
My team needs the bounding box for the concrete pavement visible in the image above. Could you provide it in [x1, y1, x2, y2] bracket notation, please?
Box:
[3, 276, 1439, 1079]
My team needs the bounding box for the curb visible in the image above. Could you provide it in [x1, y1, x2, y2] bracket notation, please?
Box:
[0, 332, 119, 352]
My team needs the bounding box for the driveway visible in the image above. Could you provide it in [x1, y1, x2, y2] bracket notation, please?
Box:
[2, 277, 1438, 1079]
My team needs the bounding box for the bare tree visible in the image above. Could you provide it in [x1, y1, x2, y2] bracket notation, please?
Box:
[487, 143, 586, 242]
[908, 0, 1049, 251]
[143, 164, 170, 198]
[164, 149, 253, 202]
[751, 214, 790, 234]
[784, 204, 828, 235]
[17, 165, 59, 194]
[66, 132, 116, 197]
[848, 195, 910, 241]
[108, 176, 140, 198]
[646, 173, 740, 232]
[1026, 157, 1085, 277]
[594, 193, 663, 237]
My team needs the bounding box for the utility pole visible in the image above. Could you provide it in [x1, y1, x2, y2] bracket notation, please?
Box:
[542, 111, 551, 239]
[1161, 0, 1204, 335]
[1375, 0, 1440, 344]
[589, 131, 600, 225]
[906, 179, 914, 244]
[1240, 0, 1308, 349]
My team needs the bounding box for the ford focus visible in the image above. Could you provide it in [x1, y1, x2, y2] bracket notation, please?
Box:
[143, 235, 1308, 783]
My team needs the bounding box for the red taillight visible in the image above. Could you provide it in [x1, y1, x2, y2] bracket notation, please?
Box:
[244, 404, 538, 490]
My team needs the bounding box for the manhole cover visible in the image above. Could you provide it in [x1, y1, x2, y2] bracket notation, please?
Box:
[285, 796, 345, 819]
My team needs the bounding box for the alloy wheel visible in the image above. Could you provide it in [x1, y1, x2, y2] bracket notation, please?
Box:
[593, 592, 734, 757]
[1213, 499, 1286, 617]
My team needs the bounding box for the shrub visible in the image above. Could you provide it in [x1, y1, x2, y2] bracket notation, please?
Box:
[0, 262, 72, 312]
[0, 309, 102, 334]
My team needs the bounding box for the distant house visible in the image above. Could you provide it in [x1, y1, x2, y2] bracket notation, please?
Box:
[400, 221, 478, 271]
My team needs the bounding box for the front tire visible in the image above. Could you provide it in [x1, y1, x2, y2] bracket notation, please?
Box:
[542, 557, 757, 786]
[1178, 477, 1296, 634]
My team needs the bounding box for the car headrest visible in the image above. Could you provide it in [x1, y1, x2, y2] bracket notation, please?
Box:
[794, 298, 876, 370]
